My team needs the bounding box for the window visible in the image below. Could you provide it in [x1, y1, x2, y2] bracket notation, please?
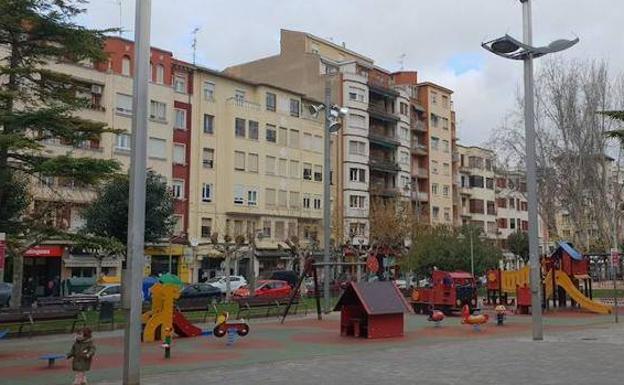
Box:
[349, 168, 366, 183]
[202, 148, 214, 168]
[497, 218, 508, 229]
[116, 93, 132, 114]
[313, 135, 323, 152]
[313, 196, 321, 210]
[173, 144, 185, 164]
[289, 129, 299, 148]
[432, 183, 438, 195]
[349, 195, 365, 208]
[400, 102, 409, 116]
[203, 114, 214, 134]
[314, 165, 322, 182]
[278, 158, 288, 177]
[234, 151, 245, 171]
[148, 137, 166, 159]
[468, 156, 484, 169]
[348, 140, 366, 155]
[349, 223, 366, 237]
[248, 121, 259, 140]
[115, 133, 131, 150]
[121, 56, 131, 76]
[266, 124, 277, 143]
[431, 137, 439, 150]
[469, 199, 485, 214]
[173, 74, 186, 93]
[275, 221, 285, 240]
[278, 190, 287, 208]
[442, 185, 450, 197]
[201, 183, 213, 203]
[443, 162, 450, 176]
[290, 99, 300, 117]
[156, 64, 164, 84]
[400, 151, 410, 165]
[487, 201, 496, 215]
[444, 208, 451, 222]
[349, 114, 366, 129]
[348, 87, 365, 102]
[265, 188, 276, 207]
[510, 218, 516, 229]
[247, 190, 258, 206]
[442, 95, 449, 108]
[235, 89, 245, 104]
[201, 218, 212, 238]
[400, 126, 409, 140]
[303, 163, 312, 180]
[497, 198, 507, 208]
[173, 215, 184, 234]
[509, 198, 515, 208]
[262, 220, 272, 237]
[278, 127, 288, 146]
[266, 92, 276, 111]
[174, 108, 186, 129]
[442, 118, 449, 130]
[171, 180, 184, 199]
[289, 160, 299, 178]
[248, 153, 258, 173]
[233, 185, 245, 205]
[432, 206, 440, 219]
[303, 195, 311, 209]
[265, 156, 276, 175]
[469, 175, 485, 188]
[203, 81, 215, 100]
[290, 192, 300, 208]
[521, 201, 528, 211]
[431, 160, 439, 175]
[431, 91, 438, 104]
[486, 178, 494, 189]
[485, 159, 493, 171]
[150, 100, 166, 121]
[442, 140, 449, 153]
[235, 118, 246, 137]
[431, 114, 439, 127]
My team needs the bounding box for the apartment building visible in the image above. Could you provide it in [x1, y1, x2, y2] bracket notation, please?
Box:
[226, 29, 456, 245]
[15, 36, 325, 288]
[495, 170, 529, 246]
[456, 145, 498, 237]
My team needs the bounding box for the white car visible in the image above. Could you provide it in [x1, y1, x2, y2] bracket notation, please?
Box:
[205, 276, 247, 293]
[69, 283, 122, 309]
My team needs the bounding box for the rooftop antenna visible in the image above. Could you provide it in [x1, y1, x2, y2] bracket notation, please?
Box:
[398, 53, 406, 70]
[116, 0, 122, 37]
[191, 27, 200, 65]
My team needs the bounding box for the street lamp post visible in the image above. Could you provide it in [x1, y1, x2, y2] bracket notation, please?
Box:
[482, 0, 578, 341]
[309, 76, 348, 313]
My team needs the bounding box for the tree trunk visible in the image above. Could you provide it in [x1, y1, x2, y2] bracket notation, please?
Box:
[9, 252, 23, 308]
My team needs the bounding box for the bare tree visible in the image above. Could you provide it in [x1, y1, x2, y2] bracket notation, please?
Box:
[489, 59, 622, 252]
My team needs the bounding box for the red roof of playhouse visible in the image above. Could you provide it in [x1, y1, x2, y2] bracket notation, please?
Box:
[333, 281, 412, 315]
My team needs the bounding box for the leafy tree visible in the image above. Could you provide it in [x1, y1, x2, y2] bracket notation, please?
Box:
[404, 225, 501, 277]
[82, 171, 175, 247]
[1, 0, 120, 307]
[507, 231, 529, 262]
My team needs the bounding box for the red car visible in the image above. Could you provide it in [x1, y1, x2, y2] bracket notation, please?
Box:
[233, 280, 292, 298]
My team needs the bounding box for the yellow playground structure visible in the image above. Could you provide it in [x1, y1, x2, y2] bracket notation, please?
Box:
[486, 242, 613, 315]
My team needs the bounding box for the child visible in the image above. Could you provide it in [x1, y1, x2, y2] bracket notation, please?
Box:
[67, 327, 96, 385]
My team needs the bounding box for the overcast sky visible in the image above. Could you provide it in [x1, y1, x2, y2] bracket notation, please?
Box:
[80, 0, 624, 146]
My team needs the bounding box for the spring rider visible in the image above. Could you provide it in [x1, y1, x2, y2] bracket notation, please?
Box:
[461, 304, 489, 331]
[213, 311, 249, 345]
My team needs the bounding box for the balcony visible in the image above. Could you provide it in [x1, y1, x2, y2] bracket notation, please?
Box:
[368, 103, 399, 122]
[225, 97, 260, 111]
[410, 141, 428, 155]
[412, 168, 428, 179]
[371, 185, 398, 197]
[369, 130, 400, 147]
[411, 191, 429, 202]
[367, 76, 399, 98]
[369, 158, 400, 173]
[411, 120, 426, 132]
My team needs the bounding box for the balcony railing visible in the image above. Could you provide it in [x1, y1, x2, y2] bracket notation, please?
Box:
[226, 97, 261, 111]
[368, 104, 399, 122]
[411, 120, 426, 132]
[411, 191, 429, 202]
[369, 158, 400, 173]
[413, 168, 428, 178]
[369, 131, 400, 147]
[371, 185, 398, 197]
[410, 141, 428, 155]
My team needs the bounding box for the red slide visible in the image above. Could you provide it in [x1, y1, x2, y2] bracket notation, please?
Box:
[172, 311, 203, 337]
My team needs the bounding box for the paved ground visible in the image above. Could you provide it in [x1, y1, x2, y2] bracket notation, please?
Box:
[1, 309, 621, 385]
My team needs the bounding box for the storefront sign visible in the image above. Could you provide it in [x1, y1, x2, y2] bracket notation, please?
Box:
[24, 245, 64, 258]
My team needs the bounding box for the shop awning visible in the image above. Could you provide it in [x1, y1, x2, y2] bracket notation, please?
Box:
[25, 245, 64, 257]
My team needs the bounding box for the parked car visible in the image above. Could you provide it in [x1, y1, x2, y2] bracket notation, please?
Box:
[67, 283, 121, 310]
[0, 282, 12, 307]
[176, 283, 223, 311]
[269, 270, 299, 287]
[206, 276, 247, 293]
[233, 280, 292, 298]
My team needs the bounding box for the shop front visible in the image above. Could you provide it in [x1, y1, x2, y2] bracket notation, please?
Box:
[144, 244, 191, 283]
[23, 245, 65, 300]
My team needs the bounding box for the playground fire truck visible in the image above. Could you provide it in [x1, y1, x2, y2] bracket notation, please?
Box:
[410, 270, 478, 314]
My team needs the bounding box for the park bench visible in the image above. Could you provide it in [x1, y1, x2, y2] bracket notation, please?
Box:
[0, 304, 87, 337]
[232, 296, 305, 319]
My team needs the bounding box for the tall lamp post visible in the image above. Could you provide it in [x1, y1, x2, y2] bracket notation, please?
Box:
[308, 76, 348, 312]
[482, 0, 578, 341]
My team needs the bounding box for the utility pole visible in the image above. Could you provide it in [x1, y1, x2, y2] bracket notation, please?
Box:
[191, 27, 200, 66]
[521, 0, 544, 341]
[123, 1, 151, 384]
[322, 76, 332, 313]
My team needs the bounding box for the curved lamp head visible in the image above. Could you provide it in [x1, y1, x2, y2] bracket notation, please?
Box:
[482, 34, 579, 60]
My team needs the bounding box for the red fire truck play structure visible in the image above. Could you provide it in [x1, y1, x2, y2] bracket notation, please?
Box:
[411, 270, 477, 314]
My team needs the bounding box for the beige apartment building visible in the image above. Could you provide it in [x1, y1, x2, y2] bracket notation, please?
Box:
[227, 29, 457, 247]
